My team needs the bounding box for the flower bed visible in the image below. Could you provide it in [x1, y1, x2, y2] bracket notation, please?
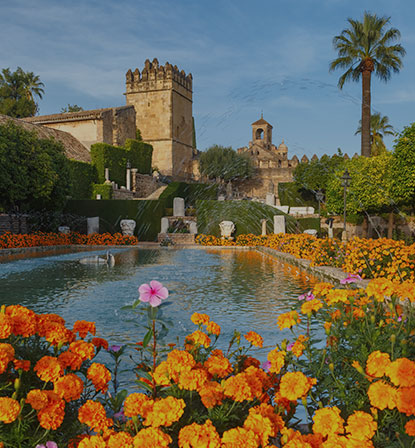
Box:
[0, 231, 138, 249]
[196, 233, 415, 281]
[1, 277, 415, 447]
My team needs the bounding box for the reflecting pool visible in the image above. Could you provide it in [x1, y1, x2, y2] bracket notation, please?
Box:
[0, 247, 318, 387]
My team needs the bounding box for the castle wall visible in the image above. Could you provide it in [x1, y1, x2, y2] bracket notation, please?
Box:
[42, 120, 100, 150]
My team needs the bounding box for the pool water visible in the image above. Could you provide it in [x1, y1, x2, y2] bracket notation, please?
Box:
[0, 247, 317, 388]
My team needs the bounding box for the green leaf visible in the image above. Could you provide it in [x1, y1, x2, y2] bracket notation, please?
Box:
[135, 379, 153, 393]
[142, 329, 153, 348]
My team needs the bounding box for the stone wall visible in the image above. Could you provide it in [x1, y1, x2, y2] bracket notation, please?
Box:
[0, 214, 28, 235]
[133, 173, 163, 198]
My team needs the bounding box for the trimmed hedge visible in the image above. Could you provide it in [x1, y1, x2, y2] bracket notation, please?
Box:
[92, 184, 112, 200]
[159, 182, 218, 208]
[196, 200, 298, 237]
[278, 182, 318, 208]
[65, 199, 167, 241]
[91, 139, 153, 186]
[67, 159, 98, 200]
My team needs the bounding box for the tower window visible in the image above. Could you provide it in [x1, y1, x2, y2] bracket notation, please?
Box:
[255, 128, 264, 140]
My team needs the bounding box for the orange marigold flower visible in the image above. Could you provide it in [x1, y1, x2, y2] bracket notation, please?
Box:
[143, 396, 185, 427]
[368, 381, 397, 410]
[34, 356, 64, 382]
[166, 350, 196, 382]
[132, 427, 172, 448]
[42, 321, 73, 346]
[366, 351, 391, 378]
[191, 312, 210, 326]
[244, 412, 274, 446]
[223, 372, 256, 402]
[6, 305, 37, 337]
[279, 372, 315, 401]
[387, 357, 415, 387]
[206, 320, 221, 336]
[78, 400, 110, 432]
[124, 392, 151, 417]
[0, 397, 20, 423]
[13, 359, 30, 371]
[325, 289, 350, 306]
[312, 407, 344, 437]
[346, 411, 377, 441]
[0, 343, 15, 374]
[78, 435, 106, 448]
[178, 419, 221, 448]
[73, 320, 96, 338]
[242, 356, 261, 370]
[153, 361, 171, 386]
[92, 337, 109, 350]
[107, 432, 134, 448]
[301, 299, 323, 315]
[69, 340, 95, 361]
[204, 351, 233, 378]
[244, 331, 263, 348]
[186, 330, 211, 348]
[312, 282, 334, 297]
[221, 427, 259, 448]
[87, 363, 111, 393]
[267, 348, 286, 374]
[199, 381, 223, 408]
[284, 439, 312, 448]
[54, 373, 84, 401]
[405, 420, 415, 437]
[178, 367, 208, 391]
[290, 335, 308, 358]
[58, 350, 83, 371]
[38, 398, 65, 430]
[396, 387, 415, 416]
[26, 389, 49, 410]
[0, 313, 13, 339]
[277, 311, 300, 330]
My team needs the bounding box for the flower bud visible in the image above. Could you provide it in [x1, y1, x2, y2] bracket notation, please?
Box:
[281, 340, 287, 351]
[329, 363, 334, 372]
[370, 315, 375, 324]
[14, 378, 20, 391]
[390, 334, 396, 344]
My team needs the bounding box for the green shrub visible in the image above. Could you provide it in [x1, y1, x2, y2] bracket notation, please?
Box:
[65, 199, 167, 241]
[92, 183, 112, 200]
[196, 200, 297, 236]
[278, 182, 318, 208]
[296, 217, 321, 232]
[124, 139, 152, 174]
[67, 159, 98, 199]
[160, 182, 218, 208]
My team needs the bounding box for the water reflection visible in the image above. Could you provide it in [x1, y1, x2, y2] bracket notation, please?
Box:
[0, 248, 318, 387]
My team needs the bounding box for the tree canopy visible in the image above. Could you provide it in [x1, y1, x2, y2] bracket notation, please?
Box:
[329, 12, 405, 157]
[355, 112, 394, 156]
[0, 121, 70, 211]
[0, 67, 44, 118]
[61, 104, 84, 113]
[199, 145, 253, 182]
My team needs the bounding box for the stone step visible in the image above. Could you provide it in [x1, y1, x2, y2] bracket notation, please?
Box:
[145, 185, 168, 199]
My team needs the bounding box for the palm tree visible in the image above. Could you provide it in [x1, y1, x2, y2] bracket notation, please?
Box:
[330, 12, 405, 157]
[355, 112, 395, 155]
[22, 69, 44, 102]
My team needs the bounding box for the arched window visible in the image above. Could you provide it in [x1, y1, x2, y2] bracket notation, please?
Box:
[255, 128, 264, 140]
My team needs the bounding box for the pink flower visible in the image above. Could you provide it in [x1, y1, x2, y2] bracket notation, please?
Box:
[298, 291, 314, 301]
[340, 273, 362, 284]
[138, 280, 169, 307]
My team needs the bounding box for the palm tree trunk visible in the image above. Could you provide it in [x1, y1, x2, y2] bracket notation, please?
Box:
[387, 212, 394, 239]
[361, 69, 372, 157]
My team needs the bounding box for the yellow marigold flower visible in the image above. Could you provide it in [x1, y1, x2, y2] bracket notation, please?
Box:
[178, 419, 221, 448]
[312, 407, 344, 437]
[78, 435, 106, 448]
[107, 432, 134, 448]
[346, 411, 377, 441]
[367, 381, 397, 410]
[178, 367, 209, 391]
[6, 305, 37, 337]
[244, 412, 274, 447]
[365, 351, 391, 378]
[279, 372, 315, 401]
[186, 330, 211, 348]
[277, 311, 300, 330]
[132, 427, 172, 448]
[396, 387, 415, 416]
[387, 357, 415, 387]
[78, 400, 110, 432]
[153, 361, 171, 386]
[143, 396, 186, 427]
[69, 340, 95, 361]
[244, 331, 263, 348]
[204, 350, 233, 378]
[87, 362, 111, 393]
[0, 397, 20, 423]
[191, 312, 210, 326]
[0, 313, 13, 339]
[325, 289, 350, 306]
[54, 373, 84, 401]
[124, 392, 151, 417]
[312, 282, 334, 297]
[284, 439, 312, 448]
[221, 427, 259, 448]
[320, 435, 347, 447]
[166, 350, 196, 382]
[405, 420, 415, 437]
[73, 320, 96, 338]
[34, 356, 64, 383]
[250, 403, 285, 433]
[206, 320, 221, 336]
[198, 381, 223, 408]
[267, 348, 286, 374]
[301, 299, 323, 315]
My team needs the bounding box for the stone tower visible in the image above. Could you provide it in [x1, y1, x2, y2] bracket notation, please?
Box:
[251, 115, 273, 150]
[125, 58, 193, 178]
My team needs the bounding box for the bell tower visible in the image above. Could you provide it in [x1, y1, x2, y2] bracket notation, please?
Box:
[251, 115, 273, 150]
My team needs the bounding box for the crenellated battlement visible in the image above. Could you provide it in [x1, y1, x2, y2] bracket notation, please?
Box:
[125, 58, 192, 93]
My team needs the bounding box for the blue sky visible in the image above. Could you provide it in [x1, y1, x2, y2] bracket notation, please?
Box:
[1, 0, 414, 159]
